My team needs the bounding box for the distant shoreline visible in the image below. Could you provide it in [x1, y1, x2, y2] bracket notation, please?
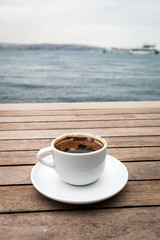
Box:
[0, 43, 103, 51]
[0, 48, 159, 103]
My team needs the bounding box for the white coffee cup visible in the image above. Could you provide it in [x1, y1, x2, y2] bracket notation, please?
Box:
[37, 133, 107, 185]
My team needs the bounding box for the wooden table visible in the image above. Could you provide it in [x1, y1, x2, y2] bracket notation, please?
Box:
[0, 101, 160, 240]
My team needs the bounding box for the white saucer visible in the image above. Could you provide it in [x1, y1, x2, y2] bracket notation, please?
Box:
[31, 155, 128, 205]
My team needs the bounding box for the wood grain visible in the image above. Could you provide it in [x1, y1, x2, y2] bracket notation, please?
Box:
[0, 101, 160, 240]
[0, 181, 160, 213]
[1, 113, 160, 123]
[0, 101, 160, 110]
[1, 127, 160, 140]
[0, 147, 159, 165]
[0, 161, 159, 185]
[1, 119, 160, 131]
[0, 151, 37, 165]
[1, 107, 160, 117]
[0, 136, 159, 151]
[0, 207, 160, 240]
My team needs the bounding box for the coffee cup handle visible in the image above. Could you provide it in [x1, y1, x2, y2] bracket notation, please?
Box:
[37, 147, 55, 168]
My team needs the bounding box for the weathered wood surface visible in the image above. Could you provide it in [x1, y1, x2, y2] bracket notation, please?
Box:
[1, 107, 160, 116]
[0, 207, 159, 240]
[1, 119, 160, 130]
[0, 101, 160, 240]
[1, 127, 160, 140]
[1, 161, 160, 185]
[0, 181, 160, 213]
[0, 136, 160, 151]
[0, 147, 160, 166]
[1, 113, 160, 123]
[0, 100, 160, 110]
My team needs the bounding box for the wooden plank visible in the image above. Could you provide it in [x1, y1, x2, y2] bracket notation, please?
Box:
[0, 151, 37, 165]
[0, 181, 160, 213]
[1, 113, 160, 123]
[0, 147, 159, 166]
[1, 119, 160, 131]
[108, 147, 160, 161]
[0, 136, 159, 151]
[107, 136, 160, 148]
[1, 108, 160, 117]
[0, 101, 160, 110]
[0, 162, 159, 185]
[0, 166, 33, 185]
[0, 207, 160, 240]
[0, 127, 160, 140]
[126, 162, 160, 180]
[0, 139, 52, 151]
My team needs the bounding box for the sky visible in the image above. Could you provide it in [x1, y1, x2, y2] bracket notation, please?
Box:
[0, 0, 160, 49]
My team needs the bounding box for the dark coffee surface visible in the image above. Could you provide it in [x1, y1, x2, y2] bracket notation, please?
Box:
[55, 137, 103, 154]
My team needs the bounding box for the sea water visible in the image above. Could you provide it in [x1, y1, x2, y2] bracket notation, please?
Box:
[0, 48, 160, 103]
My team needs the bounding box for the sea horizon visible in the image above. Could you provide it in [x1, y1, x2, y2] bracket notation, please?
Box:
[0, 46, 160, 103]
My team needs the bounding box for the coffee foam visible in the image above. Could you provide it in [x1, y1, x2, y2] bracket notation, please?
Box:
[54, 136, 104, 153]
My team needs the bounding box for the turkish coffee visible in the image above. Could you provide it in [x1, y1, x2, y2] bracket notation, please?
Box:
[55, 136, 103, 154]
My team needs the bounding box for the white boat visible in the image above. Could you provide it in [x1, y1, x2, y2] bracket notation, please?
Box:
[129, 44, 159, 54]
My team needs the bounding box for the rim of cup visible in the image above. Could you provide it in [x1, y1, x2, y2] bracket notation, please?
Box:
[52, 132, 107, 156]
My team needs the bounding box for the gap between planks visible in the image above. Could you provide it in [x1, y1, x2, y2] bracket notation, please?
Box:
[0, 181, 160, 213]
[1, 119, 160, 131]
[1, 127, 160, 140]
[1, 113, 160, 123]
[1, 107, 160, 117]
[0, 207, 160, 240]
[0, 136, 159, 151]
[0, 161, 160, 185]
[0, 147, 160, 165]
